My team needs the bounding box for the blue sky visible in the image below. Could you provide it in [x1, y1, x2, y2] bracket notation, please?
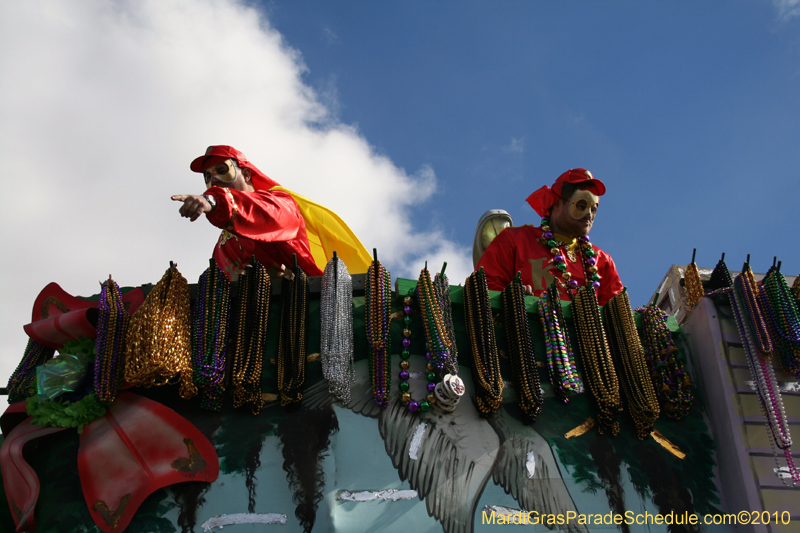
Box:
[1, 1, 799, 383]
[268, 0, 800, 303]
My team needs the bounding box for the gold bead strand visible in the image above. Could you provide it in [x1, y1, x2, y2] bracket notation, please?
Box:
[573, 286, 621, 435]
[684, 261, 705, 310]
[502, 275, 543, 423]
[124, 265, 195, 398]
[604, 290, 660, 439]
[464, 269, 503, 416]
[231, 259, 269, 414]
[277, 262, 307, 408]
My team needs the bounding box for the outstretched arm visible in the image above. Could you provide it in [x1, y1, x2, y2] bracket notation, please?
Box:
[171, 194, 214, 222]
[171, 187, 305, 244]
[203, 187, 306, 243]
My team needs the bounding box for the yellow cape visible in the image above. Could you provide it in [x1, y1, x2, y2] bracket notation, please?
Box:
[270, 186, 372, 274]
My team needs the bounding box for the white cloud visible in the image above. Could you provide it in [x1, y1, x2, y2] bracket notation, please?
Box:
[774, 0, 800, 20]
[0, 0, 471, 385]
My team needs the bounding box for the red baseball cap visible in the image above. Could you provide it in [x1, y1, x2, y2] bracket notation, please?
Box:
[190, 145, 249, 172]
[552, 168, 606, 197]
[526, 168, 605, 217]
[190, 145, 279, 191]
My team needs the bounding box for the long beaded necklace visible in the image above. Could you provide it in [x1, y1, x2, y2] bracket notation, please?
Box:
[729, 265, 800, 484]
[276, 260, 308, 408]
[537, 282, 581, 403]
[433, 269, 465, 411]
[684, 255, 705, 310]
[604, 290, 660, 439]
[634, 305, 694, 420]
[572, 285, 621, 435]
[125, 264, 196, 399]
[538, 215, 601, 294]
[399, 282, 465, 413]
[366, 256, 391, 409]
[464, 267, 503, 416]
[400, 266, 458, 413]
[433, 270, 459, 376]
[706, 253, 733, 293]
[94, 276, 130, 405]
[736, 266, 773, 357]
[320, 254, 354, 405]
[399, 292, 417, 401]
[397, 273, 435, 413]
[231, 257, 270, 415]
[502, 275, 543, 423]
[760, 266, 800, 378]
[417, 269, 451, 375]
[192, 260, 231, 411]
[7, 339, 55, 403]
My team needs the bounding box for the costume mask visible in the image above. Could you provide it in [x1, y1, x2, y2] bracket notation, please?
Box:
[568, 189, 599, 220]
[203, 159, 238, 188]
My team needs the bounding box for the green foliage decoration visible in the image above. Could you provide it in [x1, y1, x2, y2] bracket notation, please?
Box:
[24, 337, 105, 433]
[26, 394, 107, 434]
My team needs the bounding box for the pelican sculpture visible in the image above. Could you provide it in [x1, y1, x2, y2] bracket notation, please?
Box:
[303, 354, 587, 533]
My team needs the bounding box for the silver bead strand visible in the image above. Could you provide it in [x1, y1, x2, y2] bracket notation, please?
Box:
[321, 256, 354, 405]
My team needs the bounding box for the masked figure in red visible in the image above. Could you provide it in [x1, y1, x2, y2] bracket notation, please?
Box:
[475, 169, 623, 306]
[172, 145, 323, 279]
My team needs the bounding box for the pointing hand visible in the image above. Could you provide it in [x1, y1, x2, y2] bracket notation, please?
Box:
[171, 194, 212, 222]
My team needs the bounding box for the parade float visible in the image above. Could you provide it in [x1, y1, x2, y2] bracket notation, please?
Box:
[1, 215, 799, 533]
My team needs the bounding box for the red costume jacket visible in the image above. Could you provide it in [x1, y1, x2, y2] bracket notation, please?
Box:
[475, 225, 623, 306]
[204, 186, 323, 279]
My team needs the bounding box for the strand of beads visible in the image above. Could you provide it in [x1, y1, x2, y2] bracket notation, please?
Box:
[321, 255, 354, 405]
[398, 289, 432, 413]
[604, 290, 660, 439]
[192, 261, 231, 411]
[539, 216, 600, 294]
[634, 305, 694, 420]
[409, 267, 453, 411]
[231, 258, 270, 415]
[432, 270, 465, 412]
[578, 236, 601, 290]
[277, 262, 308, 408]
[729, 268, 799, 485]
[502, 275, 543, 423]
[572, 285, 621, 435]
[125, 264, 196, 399]
[464, 268, 503, 416]
[736, 266, 773, 357]
[684, 262, 705, 310]
[366, 258, 391, 409]
[433, 271, 459, 376]
[537, 282, 581, 403]
[398, 290, 432, 412]
[7, 339, 55, 403]
[94, 276, 131, 405]
[399, 292, 416, 401]
[399, 287, 464, 413]
[707, 255, 733, 292]
[760, 267, 800, 378]
[405, 267, 450, 412]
